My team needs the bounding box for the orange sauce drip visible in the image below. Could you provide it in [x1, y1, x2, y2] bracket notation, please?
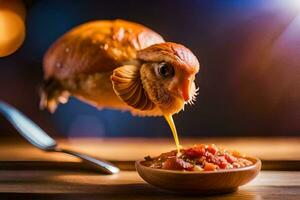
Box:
[164, 114, 181, 154]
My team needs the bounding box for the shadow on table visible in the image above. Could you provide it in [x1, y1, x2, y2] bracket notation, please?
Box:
[0, 189, 263, 200]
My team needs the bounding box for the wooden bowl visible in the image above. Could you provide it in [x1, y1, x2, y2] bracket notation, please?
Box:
[136, 156, 261, 194]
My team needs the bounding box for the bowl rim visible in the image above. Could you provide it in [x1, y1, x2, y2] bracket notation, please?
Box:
[136, 155, 261, 174]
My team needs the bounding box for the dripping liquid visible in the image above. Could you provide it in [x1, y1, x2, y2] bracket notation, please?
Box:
[164, 114, 181, 154]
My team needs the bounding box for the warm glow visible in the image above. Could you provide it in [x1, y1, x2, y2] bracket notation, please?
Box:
[0, 10, 25, 57]
[0, 0, 25, 57]
[280, 0, 300, 11]
[289, 0, 300, 8]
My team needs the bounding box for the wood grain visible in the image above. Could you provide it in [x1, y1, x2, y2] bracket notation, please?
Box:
[0, 170, 299, 199]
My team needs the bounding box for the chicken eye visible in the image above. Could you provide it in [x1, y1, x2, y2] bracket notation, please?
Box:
[158, 63, 174, 78]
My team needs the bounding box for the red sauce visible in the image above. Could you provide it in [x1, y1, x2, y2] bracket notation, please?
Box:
[145, 144, 253, 171]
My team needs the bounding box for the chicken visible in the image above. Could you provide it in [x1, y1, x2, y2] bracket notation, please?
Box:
[40, 19, 199, 116]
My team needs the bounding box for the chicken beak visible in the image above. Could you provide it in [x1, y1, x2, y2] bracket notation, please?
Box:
[181, 78, 192, 102]
[169, 76, 194, 102]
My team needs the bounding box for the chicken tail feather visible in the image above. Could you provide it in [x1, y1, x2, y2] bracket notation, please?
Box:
[39, 78, 70, 113]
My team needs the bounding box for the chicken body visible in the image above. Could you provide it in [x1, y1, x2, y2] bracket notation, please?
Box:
[41, 19, 199, 116]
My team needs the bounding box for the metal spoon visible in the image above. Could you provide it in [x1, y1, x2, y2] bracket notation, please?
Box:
[0, 101, 120, 174]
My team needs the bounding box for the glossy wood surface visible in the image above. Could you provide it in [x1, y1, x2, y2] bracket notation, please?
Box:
[0, 137, 299, 199]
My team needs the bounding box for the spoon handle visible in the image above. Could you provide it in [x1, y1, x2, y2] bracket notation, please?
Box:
[55, 148, 120, 174]
[0, 101, 57, 150]
[0, 101, 120, 174]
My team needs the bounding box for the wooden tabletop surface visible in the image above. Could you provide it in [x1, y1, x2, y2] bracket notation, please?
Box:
[0, 137, 299, 199]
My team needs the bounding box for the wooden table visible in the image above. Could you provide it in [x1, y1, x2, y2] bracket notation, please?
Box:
[0, 137, 299, 199]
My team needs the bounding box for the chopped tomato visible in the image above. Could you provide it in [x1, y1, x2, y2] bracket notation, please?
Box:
[204, 162, 218, 171]
[147, 144, 253, 171]
[162, 156, 193, 171]
[207, 145, 218, 155]
[183, 145, 206, 158]
[225, 154, 237, 164]
[219, 161, 228, 169]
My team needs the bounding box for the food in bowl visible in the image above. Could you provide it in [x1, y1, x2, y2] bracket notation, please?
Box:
[144, 144, 253, 171]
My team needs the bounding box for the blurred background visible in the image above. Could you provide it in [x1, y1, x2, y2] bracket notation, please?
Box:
[0, 0, 299, 138]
